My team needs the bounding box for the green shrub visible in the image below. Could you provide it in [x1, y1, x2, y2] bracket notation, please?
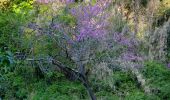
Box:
[0, 50, 15, 74]
[143, 61, 170, 99]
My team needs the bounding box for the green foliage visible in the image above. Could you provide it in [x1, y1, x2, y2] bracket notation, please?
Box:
[123, 0, 149, 11]
[111, 71, 145, 98]
[96, 91, 119, 100]
[0, 49, 15, 75]
[154, 8, 170, 27]
[143, 61, 169, 78]
[31, 80, 87, 100]
[0, 3, 34, 97]
[91, 70, 146, 99]
[0, 12, 20, 51]
[110, 13, 127, 32]
[140, 0, 149, 7]
[152, 0, 170, 27]
[125, 91, 146, 100]
[143, 61, 170, 99]
[125, 91, 161, 100]
[55, 8, 76, 27]
[2, 59, 170, 99]
[0, 1, 34, 52]
[1, 66, 87, 99]
[0, 72, 27, 99]
[12, 1, 33, 14]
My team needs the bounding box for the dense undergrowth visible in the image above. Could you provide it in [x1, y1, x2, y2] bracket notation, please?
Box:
[1, 60, 170, 99]
[0, 0, 170, 100]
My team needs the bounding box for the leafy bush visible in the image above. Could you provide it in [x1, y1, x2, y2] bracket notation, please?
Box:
[0, 0, 34, 52]
[0, 50, 15, 74]
[143, 61, 170, 99]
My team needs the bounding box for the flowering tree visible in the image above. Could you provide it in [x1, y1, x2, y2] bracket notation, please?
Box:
[26, 0, 152, 99]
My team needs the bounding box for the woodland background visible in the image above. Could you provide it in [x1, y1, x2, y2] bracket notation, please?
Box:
[0, 0, 170, 100]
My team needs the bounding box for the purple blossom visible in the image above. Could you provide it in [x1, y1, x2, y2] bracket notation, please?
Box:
[53, 23, 61, 29]
[36, 0, 74, 4]
[70, 1, 110, 41]
[112, 32, 139, 47]
[65, 0, 74, 4]
[121, 52, 143, 61]
[167, 63, 170, 69]
[36, 0, 51, 4]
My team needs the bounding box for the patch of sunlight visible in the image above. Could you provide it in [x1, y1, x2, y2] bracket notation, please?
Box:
[0, 0, 7, 4]
[12, 1, 34, 14]
[24, 28, 36, 40]
[0, 0, 8, 6]
[12, 4, 21, 13]
[24, 28, 35, 34]
[137, 31, 144, 40]
[137, 16, 147, 40]
[162, 0, 170, 8]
